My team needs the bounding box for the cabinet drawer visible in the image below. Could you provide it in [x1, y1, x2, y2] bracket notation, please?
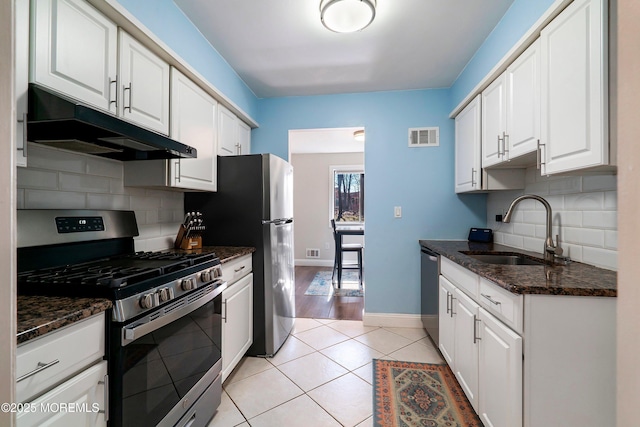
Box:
[479, 278, 523, 333]
[221, 254, 253, 284]
[17, 361, 108, 427]
[17, 314, 105, 403]
[441, 257, 479, 298]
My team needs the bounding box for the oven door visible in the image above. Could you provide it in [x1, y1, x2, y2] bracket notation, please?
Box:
[109, 284, 225, 427]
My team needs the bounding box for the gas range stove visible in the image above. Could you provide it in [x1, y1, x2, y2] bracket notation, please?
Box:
[17, 209, 223, 322]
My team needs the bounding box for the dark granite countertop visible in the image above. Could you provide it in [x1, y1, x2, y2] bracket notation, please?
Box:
[419, 240, 617, 297]
[208, 246, 255, 263]
[17, 296, 112, 345]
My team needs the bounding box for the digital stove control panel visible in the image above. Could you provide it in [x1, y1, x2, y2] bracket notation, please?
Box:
[55, 216, 105, 233]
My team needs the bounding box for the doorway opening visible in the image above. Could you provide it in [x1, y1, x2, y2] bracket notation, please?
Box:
[288, 127, 365, 320]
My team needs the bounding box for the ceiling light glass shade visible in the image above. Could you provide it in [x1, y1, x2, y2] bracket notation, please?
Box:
[353, 129, 365, 141]
[320, 0, 376, 33]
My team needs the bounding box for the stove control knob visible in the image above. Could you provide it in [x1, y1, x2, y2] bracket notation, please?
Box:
[158, 287, 174, 302]
[200, 270, 212, 282]
[139, 293, 157, 309]
[181, 278, 196, 291]
[213, 267, 222, 278]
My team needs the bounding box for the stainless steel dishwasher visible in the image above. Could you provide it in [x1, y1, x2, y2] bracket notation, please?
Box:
[420, 246, 440, 346]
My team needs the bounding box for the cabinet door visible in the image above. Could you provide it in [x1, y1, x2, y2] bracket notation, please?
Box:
[482, 74, 506, 168]
[169, 68, 218, 191]
[237, 120, 251, 155]
[438, 276, 456, 367]
[506, 39, 540, 160]
[540, 0, 606, 174]
[453, 288, 480, 411]
[31, 0, 117, 113]
[17, 361, 108, 427]
[478, 308, 522, 427]
[454, 95, 481, 193]
[222, 273, 254, 382]
[217, 104, 238, 156]
[118, 30, 170, 135]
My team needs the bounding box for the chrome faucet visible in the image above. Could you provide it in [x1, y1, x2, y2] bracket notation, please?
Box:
[503, 194, 567, 264]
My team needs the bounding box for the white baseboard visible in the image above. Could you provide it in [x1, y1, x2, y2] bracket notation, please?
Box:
[362, 312, 424, 328]
[295, 259, 334, 267]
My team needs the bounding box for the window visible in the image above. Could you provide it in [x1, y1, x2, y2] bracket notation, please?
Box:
[331, 166, 364, 223]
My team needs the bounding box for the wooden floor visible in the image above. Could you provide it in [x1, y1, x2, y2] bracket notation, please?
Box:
[295, 266, 364, 321]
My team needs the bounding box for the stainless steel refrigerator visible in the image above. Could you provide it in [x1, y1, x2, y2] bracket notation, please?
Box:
[185, 154, 295, 356]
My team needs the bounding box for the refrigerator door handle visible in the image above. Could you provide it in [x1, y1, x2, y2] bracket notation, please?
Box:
[262, 218, 293, 226]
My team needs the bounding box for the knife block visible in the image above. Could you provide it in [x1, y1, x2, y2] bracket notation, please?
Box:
[174, 224, 202, 250]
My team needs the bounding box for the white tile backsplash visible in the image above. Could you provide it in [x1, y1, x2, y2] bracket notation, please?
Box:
[18, 145, 183, 251]
[487, 167, 618, 270]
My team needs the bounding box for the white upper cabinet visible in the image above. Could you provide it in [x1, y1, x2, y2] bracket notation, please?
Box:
[123, 67, 218, 191]
[31, 0, 171, 135]
[482, 74, 506, 168]
[169, 68, 218, 191]
[31, 0, 118, 113]
[540, 0, 608, 175]
[482, 39, 540, 168]
[237, 120, 251, 155]
[506, 39, 540, 161]
[218, 104, 251, 156]
[455, 95, 481, 193]
[118, 30, 170, 135]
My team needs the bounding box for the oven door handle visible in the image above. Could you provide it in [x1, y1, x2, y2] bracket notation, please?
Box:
[121, 284, 225, 346]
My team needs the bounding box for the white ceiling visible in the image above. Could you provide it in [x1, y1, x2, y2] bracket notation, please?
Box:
[174, 0, 515, 98]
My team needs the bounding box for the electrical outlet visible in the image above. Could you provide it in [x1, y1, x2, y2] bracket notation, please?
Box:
[496, 214, 503, 222]
[394, 206, 402, 218]
[324, 242, 331, 250]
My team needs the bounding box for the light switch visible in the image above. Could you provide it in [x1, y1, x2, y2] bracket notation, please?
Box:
[394, 206, 402, 218]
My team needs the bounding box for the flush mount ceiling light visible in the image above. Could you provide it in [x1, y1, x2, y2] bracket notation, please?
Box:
[353, 129, 365, 141]
[320, 0, 376, 33]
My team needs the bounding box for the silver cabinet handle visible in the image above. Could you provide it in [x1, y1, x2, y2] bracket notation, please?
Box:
[497, 134, 503, 158]
[17, 112, 27, 156]
[450, 295, 456, 317]
[222, 299, 228, 323]
[175, 158, 181, 183]
[503, 132, 510, 161]
[234, 265, 246, 273]
[17, 359, 60, 382]
[445, 291, 451, 315]
[123, 83, 132, 113]
[109, 78, 118, 108]
[537, 139, 545, 171]
[481, 293, 501, 306]
[473, 315, 481, 344]
[471, 168, 477, 187]
[98, 374, 109, 422]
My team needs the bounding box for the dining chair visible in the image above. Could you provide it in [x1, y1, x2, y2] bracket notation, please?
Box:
[331, 219, 363, 288]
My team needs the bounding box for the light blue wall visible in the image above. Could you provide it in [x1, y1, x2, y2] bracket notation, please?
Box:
[115, 0, 259, 119]
[254, 92, 486, 315]
[450, 0, 556, 109]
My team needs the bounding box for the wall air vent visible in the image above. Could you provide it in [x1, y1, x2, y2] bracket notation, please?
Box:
[306, 248, 320, 258]
[409, 127, 439, 147]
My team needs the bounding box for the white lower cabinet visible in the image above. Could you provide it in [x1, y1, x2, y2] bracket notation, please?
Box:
[16, 313, 107, 426]
[452, 288, 480, 411]
[438, 277, 455, 366]
[478, 307, 522, 427]
[221, 254, 254, 382]
[439, 259, 615, 427]
[17, 361, 108, 427]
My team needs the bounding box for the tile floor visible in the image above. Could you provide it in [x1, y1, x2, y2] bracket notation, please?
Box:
[208, 318, 444, 427]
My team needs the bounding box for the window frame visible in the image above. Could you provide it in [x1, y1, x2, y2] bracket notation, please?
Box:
[329, 164, 365, 225]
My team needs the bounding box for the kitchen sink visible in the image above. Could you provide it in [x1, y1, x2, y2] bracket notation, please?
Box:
[460, 252, 544, 265]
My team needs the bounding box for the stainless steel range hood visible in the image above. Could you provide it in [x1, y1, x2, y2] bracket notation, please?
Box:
[27, 84, 197, 161]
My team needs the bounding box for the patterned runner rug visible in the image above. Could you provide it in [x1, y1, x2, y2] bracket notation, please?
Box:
[304, 270, 363, 297]
[373, 359, 483, 427]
